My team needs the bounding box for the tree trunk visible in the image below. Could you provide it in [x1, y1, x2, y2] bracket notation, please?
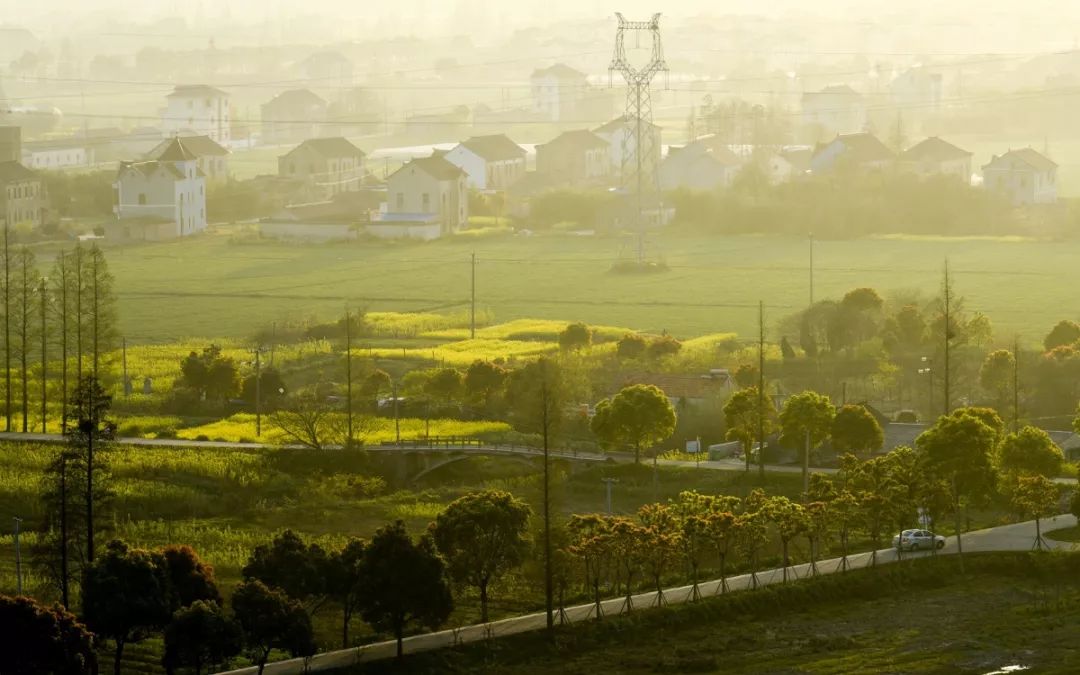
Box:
[782, 539, 789, 583]
[256, 648, 269, 675]
[954, 493, 964, 574]
[86, 429, 94, 563]
[480, 580, 489, 623]
[719, 555, 726, 594]
[342, 607, 350, 649]
[395, 625, 404, 659]
[113, 639, 125, 675]
[634, 441, 640, 464]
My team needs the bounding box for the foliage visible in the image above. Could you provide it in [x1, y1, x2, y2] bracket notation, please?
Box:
[1044, 319, 1080, 352]
[0, 594, 96, 674]
[242, 530, 328, 604]
[231, 580, 315, 674]
[162, 600, 242, 675]
[558, 322, 592, 351]
[591, 384, 677, 464]
[979, 349, 1015, 409]
[831, 405, 884, 456]
[616, 333, 648, 360]
[268, 394, 346, 449]
[998, 426, 1064, 478]
[723, 387, 775, 471]
[779, 391, 836, 450]
[356, 521, 453, 657]
[430, 490, 532, 623]
[159, 544, 221, 612]
[178, 346, 240, 403]
[325, 538, 366, 649]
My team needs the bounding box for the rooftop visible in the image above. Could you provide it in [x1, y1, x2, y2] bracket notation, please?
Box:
[901, 137, 972, 163]
[286, 137, 366, 159]
[539, 129, 609, 151]
[167, 84, 229, 99]
[820, 132, 895, 164]
[458, 134, 526, 161]
[0, 161, 37, 183]
[392, 155, 465, 182]
[983, 147, 1058, 173]
[594, 116, 660, 134]
[151, 137, 200, 162]
[147, 135, 228, 160]
[264, 88, 327, 109]
[531, 63, 587, 81]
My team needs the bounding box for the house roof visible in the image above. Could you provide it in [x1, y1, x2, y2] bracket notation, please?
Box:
[167, 84, 229, 99]
[901, 137, 971, 163]
[147, 135, 228, 161]
[265, 88, 326, 109]
[820, 132, 895, 164]
[118, 160, 186, 180]
[804, 84, 861, 99]
[539, 129, 609, 151]
[457, 134, 525, 161]
[151, 137, 199, 162]
[672, 135, 741, 165]
[594, 116, 660, 134]
[983, 147, 1058, 173]
[0, 161, 36, 183]
[531, 63, 587, 81]
[779, 148, 813, 171]
[288, 137, 366, 160]
[392, 155, 465, 182]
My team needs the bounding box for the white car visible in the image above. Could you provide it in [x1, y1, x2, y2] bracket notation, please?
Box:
[892, 529, 946, 551]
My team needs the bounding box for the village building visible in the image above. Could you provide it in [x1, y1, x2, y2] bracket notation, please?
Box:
[535, 129, 611, 184]
[384, 155, 467, 238]
[899, 137, 973, 182]
[21, 137, 94, 170]
[278, 137, 366, 202]
[147, 135, 230, 184]
[161, 85, 231, 146]
[261, 89, 328, 146]
[444, 134, 527, 191]
[982, 148, 1058, 206]
[0, 160, 48, 227]
[112, 137, 206, 240]
[801, 85, 867, 138]
[593, 117, 662, 181]
[660, 136, 743, 191]
[531, 63, 589, 122]
[809, 132, 895, 174]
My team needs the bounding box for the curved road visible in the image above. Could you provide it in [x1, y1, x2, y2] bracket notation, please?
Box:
[215, 515, 1078, 675]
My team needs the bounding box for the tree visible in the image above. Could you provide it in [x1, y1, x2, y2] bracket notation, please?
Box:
[999, 426, 1063, 478]
[82, 245, 118, 377]
[241, 368, 286, 409]
[0, 594, 96, 674]
[1011, 475, 1060, 550]
[647, 335, 682, 359]
[357, 521, 453, 658]
[591, 384, 677, 464]
[1044, 319, 1080, 352]
[162, 600, 241, 675]
[242, 530, 328, 607]
[951, 407, 1005, 444]
[916, 413, 998, 569]
[13, 246, 38, 432]
[558, 322, 592, 351]
[325, 538, 365, 648]
[159, 545, 220, 613]
[269, 393, 346, 450]
[616, 333, 647, 360]
[779, 391, 836, 491]
[671, 492, 710, 599]
[361, 369, 391, 410]
[980, 349, 1015, 413]
[425, 367, 463, 407]
[430, 490, 531, 623]
[567, 514, 613, 619]
[763, 496, 807, 582]
[831, 404, 883, 457]
[705, 506, 738, 593]
[178, 346, 240, 403]
[81, 540, 172, 675]
[231, 580, 315, 675]
[464, 360, 507, 411]
[67, 374, 113, 565]
[637, 503, 680, 603]
[723, 387, 774, 473]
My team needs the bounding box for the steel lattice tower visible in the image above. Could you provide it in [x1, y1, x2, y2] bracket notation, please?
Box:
[609, 12, 668, 264]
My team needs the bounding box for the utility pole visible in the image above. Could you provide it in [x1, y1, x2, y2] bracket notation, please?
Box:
[808, 232, 814, 307]
[470, 253, 476, 339]
[602, 477, 618, 514]
[345, 309, 353, 447]
[393, 381, 400, 444]
[540, 363, 553, 635]
[609, 12, 668, 265]
[254, 346, 262, 437]
[942, 259, 951, 416]
[757, 300, 766, 480]
[13, 516, 21, 596]
[39, 278, 46, 434]
[4, 217, 10, 432]
[122, 337, 128, 398]
[1012, 336, 1020, 433]
[59, 251, 68, 434]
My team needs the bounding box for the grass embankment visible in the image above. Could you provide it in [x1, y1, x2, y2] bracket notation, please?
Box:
[350, 552, 1080, 675]
[1046, 524, 1080, 542]
[100, 229, 1080, 342]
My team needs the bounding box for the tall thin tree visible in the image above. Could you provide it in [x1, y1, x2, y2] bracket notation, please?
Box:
[3, 216, 11, 431]
[39, 277, 47, 434]
[942, 259, 951, 416]
[757, 300, 766, 479]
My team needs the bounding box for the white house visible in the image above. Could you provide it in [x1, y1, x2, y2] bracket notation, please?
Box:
[890, 69, 943, 113]
[801, 85, 867, 138]
[531, 63, 589, 122]
[21, 139, 93, 170]
[899, 137, 972, 182]
[385, 155, 467, 237]
[444, 134, 526, 191]
[114, 137, 207, 239]
[161, 85, 231, 147]
[982, 148, 1058, 206]
[659, 136, 742, 191]
[766, 148, 812, 184]
[593, 116, 662, 181]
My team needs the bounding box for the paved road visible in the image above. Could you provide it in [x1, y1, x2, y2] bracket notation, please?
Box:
[214, 515, 1078, 675]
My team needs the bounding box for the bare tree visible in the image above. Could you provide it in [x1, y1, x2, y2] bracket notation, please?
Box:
[270, 394, 350, 450]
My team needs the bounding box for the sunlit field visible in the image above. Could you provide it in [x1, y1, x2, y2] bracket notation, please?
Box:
[102, 229, 1080, 346]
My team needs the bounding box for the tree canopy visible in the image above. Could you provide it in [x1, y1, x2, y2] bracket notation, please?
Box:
[998, 426, 1063, 478]
[831, 405, 883, 457]
[590, 384, 677, 464]
[0, 594, 96, 675]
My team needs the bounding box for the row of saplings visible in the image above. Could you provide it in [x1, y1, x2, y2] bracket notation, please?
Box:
[9, 407, 1067, 675]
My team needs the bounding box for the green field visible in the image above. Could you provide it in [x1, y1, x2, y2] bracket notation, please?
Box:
[103, 229, 1078, 346]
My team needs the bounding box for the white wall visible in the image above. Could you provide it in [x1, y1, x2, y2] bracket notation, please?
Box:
[444, 146, 488, 190]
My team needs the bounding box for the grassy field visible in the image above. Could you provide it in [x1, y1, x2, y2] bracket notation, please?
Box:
[100, 228, 1080, 346]
[357, 552, 1080, 674]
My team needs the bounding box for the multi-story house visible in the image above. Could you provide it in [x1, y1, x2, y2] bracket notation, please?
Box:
[161, 85, 231, 146]
[982, 148, 1058, 206]
[278, 137, 366, 202]
[147, 135, 230, 184]
[113, 137, 207, 239]
[261, 89, 328, 146]
[535, 129, 610, 183]
[444, 134, 526, 191]
[384, 155, 467, 237]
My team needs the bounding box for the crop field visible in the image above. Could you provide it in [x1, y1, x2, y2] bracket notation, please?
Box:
[101, 229, 1080, 347]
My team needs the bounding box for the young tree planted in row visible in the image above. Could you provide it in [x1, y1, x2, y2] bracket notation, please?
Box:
[231, 580, 315, 675]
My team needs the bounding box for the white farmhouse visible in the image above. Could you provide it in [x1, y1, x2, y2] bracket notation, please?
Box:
[593, 116, 662, 182]
[444, 134, 526, 191]
[147, 135, 230, 184]
[899, 137, 972, 182]
[982, 148, 1058, 206]
[113, 137, 207, 240]
[383, 155, 467, 239]
[531, 63, 589, 122]
[161, 85, 231, 147]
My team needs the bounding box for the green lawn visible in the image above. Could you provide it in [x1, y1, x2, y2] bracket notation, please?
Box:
[102, 228, 1080, 345]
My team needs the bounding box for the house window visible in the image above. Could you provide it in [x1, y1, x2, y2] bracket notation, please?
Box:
[396, 193, 404, 210]
[422, 193, 430, 211]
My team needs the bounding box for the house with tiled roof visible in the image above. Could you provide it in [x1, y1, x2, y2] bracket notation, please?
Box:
[147, 135, 230, 184]
[444, 134, 526, 190]
[982, 148, 1058, 206]
[261, 89, 328, 145]
[593, 116, 662, 180]
[113, 137, 207, 239]
[162, 84, 230, 146]
[809, 132, 895, 174]
[899, 137, 972, 182]
[531, 63, 589, 122]
[278, 137, 366, 202]
[535, 129, 610, 184]
[384, 155, 467, 238]
[660, 135, 743, 191]
[0, 159, 48, 228]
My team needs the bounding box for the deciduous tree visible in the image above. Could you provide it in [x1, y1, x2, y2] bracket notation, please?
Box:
[999, 426, 1064, 478]
[779, 391, 836, 491]
[242, 530, 328, 608]
[558, 322, 592, 351]
[1044, 319, 1080, 352]
[591, 384, 676, 464]
[325, 538, 366, 648]
[831, 404, 883, 457]
[1011, 475, 1060, 550]
[0, 594, 96, 674]
[162, 600, 241, 675]
[723, 386, 774, 472]
[231, 580, 315, 675]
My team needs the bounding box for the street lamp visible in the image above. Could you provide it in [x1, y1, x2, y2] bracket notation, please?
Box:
[918, 356, 934, 420]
